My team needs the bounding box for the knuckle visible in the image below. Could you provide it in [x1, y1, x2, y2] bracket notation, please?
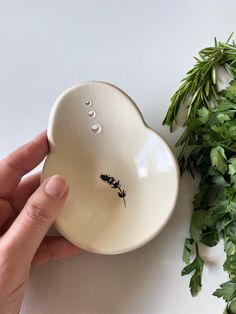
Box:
[24, 201, 51, 226]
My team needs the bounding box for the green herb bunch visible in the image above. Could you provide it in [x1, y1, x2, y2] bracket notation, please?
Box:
[163, 35, 236, 313]
[163, 33, 236, 174]
[182, 82, 236, 300]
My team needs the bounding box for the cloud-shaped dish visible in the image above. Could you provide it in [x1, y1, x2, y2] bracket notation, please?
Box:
[42, 81, 179, 254]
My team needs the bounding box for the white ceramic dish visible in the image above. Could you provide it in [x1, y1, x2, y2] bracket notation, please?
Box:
[41, 81, 179, 254]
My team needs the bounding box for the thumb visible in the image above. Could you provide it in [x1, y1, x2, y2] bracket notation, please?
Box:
[2, 175, 69, 265]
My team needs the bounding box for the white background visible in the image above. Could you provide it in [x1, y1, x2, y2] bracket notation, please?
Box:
[0, 1, 235, 313]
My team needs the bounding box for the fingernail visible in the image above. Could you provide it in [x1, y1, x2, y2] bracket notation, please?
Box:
[45, 175, 68, 200]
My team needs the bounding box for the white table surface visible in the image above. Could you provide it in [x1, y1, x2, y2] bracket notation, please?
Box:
[0, 1, 235, 313]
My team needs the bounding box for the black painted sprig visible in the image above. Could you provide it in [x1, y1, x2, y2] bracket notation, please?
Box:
[100, 174, 127, 207]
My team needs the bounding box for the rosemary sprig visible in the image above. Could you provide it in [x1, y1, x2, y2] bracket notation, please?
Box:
[100, 174, 127, 207]
[163, 33, 236, 174]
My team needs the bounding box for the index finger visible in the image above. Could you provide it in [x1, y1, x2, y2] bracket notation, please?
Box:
[0, 131, 49, 198]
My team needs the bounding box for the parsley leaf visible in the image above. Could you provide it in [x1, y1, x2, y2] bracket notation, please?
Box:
[229, 158, 236, 177]
[183, 238, 193, 265]
[210, 147, 227, 175]
[190, 210, 207, 243]
[213, 280, 236, 302]
[182, 245, 204, 296]
[224, 254, 236, 279]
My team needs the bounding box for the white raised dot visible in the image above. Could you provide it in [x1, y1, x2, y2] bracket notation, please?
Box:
[91, 123, 102, 134]
[88, 110, 96, 118]
[85, 100, 92, 106]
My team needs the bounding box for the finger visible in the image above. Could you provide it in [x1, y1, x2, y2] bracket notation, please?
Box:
[10, 172, 41, 213]
[0, 131, 48, 198]
[0, 216, 15, 235]
[0, 173, 40, 225]
[1, 175, 69, 266]
[32, 236, 81, 266]
[0, 199, 15, 228]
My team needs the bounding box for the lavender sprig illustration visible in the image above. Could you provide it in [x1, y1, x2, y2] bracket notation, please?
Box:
[100, 174, 126, 207]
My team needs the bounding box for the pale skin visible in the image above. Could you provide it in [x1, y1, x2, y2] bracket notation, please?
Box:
[0, 131, 80, 313]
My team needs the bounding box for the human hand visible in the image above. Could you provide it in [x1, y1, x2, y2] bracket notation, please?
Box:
[0, 131, 80, 314]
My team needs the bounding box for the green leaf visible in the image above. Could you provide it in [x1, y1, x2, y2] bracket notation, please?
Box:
[228, 298, 236, 314]
[183, 238, 193, 264]
[225, 223, 236, 243]
[190, 210, 207, 243]
[217, 113, 231, 123]
[231, 175, 236, 185]
[201, 228, 219, 247]
[210, 146, 228, 174]
[215, 99, 236, 111]
[229, 158, 236, 176]
[182, 251, 204, 296]
[193, 192, 203, 209]
[189, 265, 203, 297]
[225, 81, 236, 102]
[217, 216, 232, 232]
[225, 239, 236, 256]
[223, 307, 229, 314]
[210, 174, 230, 186]
[213, 280, 236, 302]
[224, 254, 236, 278]
[205, 185, 220, 206]
[197, 107, 210, 124]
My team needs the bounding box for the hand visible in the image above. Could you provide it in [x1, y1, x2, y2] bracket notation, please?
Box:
[0, 131, 80, 314]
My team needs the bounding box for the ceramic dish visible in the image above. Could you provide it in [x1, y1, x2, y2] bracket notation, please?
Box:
[41, 81, 179, 254]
